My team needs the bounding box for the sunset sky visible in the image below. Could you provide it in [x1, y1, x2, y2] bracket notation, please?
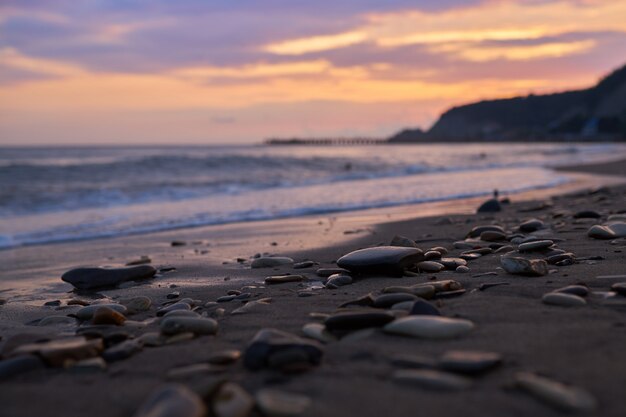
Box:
[1, 0, 626, 145]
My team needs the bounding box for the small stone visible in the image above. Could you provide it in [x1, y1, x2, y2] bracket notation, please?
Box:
[336, 246, 424, 276]
[455, 265, 470, 273]
[38, 315, 77, 326]
[76, 303, 128, 320]
[67, 298, 90, 306]
[156, 302, 191, 317]
[390, 235, 418, 248]
[480, 231, 507, 241]
[501, 256, 548, 276]
[546, 253, 575, 265]
[243, 328, 324, 371]
[207, 350, 241, 365]
[231, 298, 272, 315]
[554, 285, 588, 297]
[256, 389, 311, 417]
[476, 198, 501, 213]
[315, 268, 350, 277]
[429, 280, 463, 292]
[382, 285, 436, 299]
[44, 300, 61, 307]
[467, 225, 506, 238]
[217, 295, 237, 302]
[0, 355, 45, 380]
[325, 311, 395, 333]
[120, 296, 152, 313]
[409, 300, 441, 316]
[212, 383, 254, 417]
[494, 245, 515, 254]
[416, 261, 445, 273]
[125, 255, 151, 266]
[293, 261, 315, 269]
[251, 257, 294, 268]
[265, 275, 304, 284]
[438, 350, 502, 374]
[61, 265, 156, 290]
[438, 257, 467, 270]
[423, 250, 442, 260]
[610, 282, 626, 295]
[138, 332, 165, 347]
[518, 240, 554, 252]
[384, 316, 474, 339]
[515, 372, 596, 413]
[339, 294, 375, 308]
[9, 336, 103, 367]
[92, 306, 126, 325]
[166, 291, 180, 299]
[161, 317, 218, 335]
[163, 310, 200, 319]
[132, 384, 206, 417]
[373, 293, 418, 308]
[542, 292, 586, 307]
[325, 274, 352, 289]
[573, 210, 601, 219]
[301, 323, 337, 343]
[519, 218, 544, 233]
[393, 369, 472, 390]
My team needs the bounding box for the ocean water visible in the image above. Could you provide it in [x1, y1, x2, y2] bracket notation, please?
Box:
[1, 143, 625, 249]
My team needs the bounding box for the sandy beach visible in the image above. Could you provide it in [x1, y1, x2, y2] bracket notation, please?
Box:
[1, 158, 626, 417]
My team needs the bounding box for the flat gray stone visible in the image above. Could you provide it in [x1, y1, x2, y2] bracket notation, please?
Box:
[62, 265, 156, 290]
[337, 246, 424, 276]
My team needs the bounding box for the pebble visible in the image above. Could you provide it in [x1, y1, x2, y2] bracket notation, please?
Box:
[9, 336, 103, 367]
[573, 210, 601, 219]
[390, 235, 419, 248]
[423, 250, 442, 260]
[382, 285, 435, 299]
[293, 261, 316, 269]
[519, 218, 544, 232]
[76, 303, 128, 320]
[102, 340, 142, 362]
[61, 265, 156, 290]
[44, 300, 61, 307]
[243, 328, 324, 372]
[384, 316, 474, 339]
[251, 257, 294, 268]
[438, 257, 467, 270]
[163, 310, 200, 318]
[339, 294, 375, 308]
[92, 306, 127, 325]
[500, 256, 548, 276]
[409, 300, 442, 316]
[467, 225, 506, 238]
[156, 302, 191, 317]
[231, 298, 272, 315]
[455, 265, 470, 273]
[416, 261, 444, 273]
[438, 350, 502, 374]
[554, 285, 589, 297]
[590, 221, 626, 239]
[315, 268, 350, 277]
[38, 315, 77, 326]
[120, 296, 152, 313]
[480, 231, 507, 241]
[542, 292, 586, 307]
[161, 317, 218, 335]
[515, 372, 596, 413]
[429, 280, 463, 292]
[546, 253, 575, 265]
[138, 332, 165, 347]
[476, 198, 501, 213]
[518, 240, 554, 252]
[393, 369, 472, 390]
[207, 350, 241, 365]
[373, 293, 418, 308]
[325, 274, 353, 289]
[256, 389, 311, 417]
[325, 311, 395, 332]
[125, 255, 151, 266]
[494, 245, 515, 254]
[166, 291, 180, 299]
[217, 295, 237, 302]
[67, 298, 90, 306]
[265, 274, 305, 284]
[212, 383, 254, 417]
[301, 323, 337, 343]
[336, 246, 424, 276]
[610, 282, 626, 295]
[0, 355, 45, 380]
[132, 384, 206, 417]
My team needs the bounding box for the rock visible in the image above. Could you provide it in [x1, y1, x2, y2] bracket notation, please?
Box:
[519, 218, 544, 233]
[132, 384, 206, 417]
[164, 310, 200, 319]
[611, 282, 626, 296]
[251, 257, 294, 268]
[38, 315, 77, 326]
[554, 285, 588, 297]
[325, 274, 352, 289]
[92, 306, 126, 325]
[171, 240, 187, 246]
[438, 258, 467, 270]
[480, 231, 507, 241]
[382, 284, 436, 299]
[126, 256, 151, 266]
[156, 302, 191, 317]
[161, 317, 218, 336]
[455, 266, 470, 273]
[44, 300, 61, 307]
[67, 298, 90, 306]
[324, 311, 395, 333]
[293, 261, 315, 269]
[207, 350, 241, 365]
[9, 336, 103, 367]
[384, 316, 474, 339]
[166, 291, 180, 299]
[409, 300, 441, 316]
[423, 250, 442, 260]
[542, 292, 586, 307]
[390, 235, 418, 248]
[61, 265, 156, 290]
[588, 222, 626, 239]
[393, 369, 472, 390]
[429, 280, 463, 292]
[339, 293, 375, 308]
[120, 296, 152, 313]
[500, 256, 548, 276]
[467, 225, 506, 238]
[315, 268, 350, 277]
[212, 382, 254, 417]
[373, 293, 418, 308]
[515, 372, 596, 413]
[573, 210, 601, 219]
[438, 350, 502, 374]
[243, 328, 324, 371]
[0, 355, 45, 380]
[301, 323, 337, 343]
[256, 389, 311, 417]
[494, 245, 515, 254]
[217, 295, 236, 303]
[265, 275, 304, 284]
[76, 303, 128, 320]
[477, 198, 501, 213]
[546, 253, 575, 265]
[102, 340, 142, 362]
[336, 246, 424, 276]
[518, 240, 554, 252]
[231, 298, 272, 315]
[416, 261, 444, 273]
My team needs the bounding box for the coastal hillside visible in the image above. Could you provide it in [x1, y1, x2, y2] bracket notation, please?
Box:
[390, 63, 626, 142]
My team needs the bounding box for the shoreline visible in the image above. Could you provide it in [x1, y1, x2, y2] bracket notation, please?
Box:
[1, 158, 626, 417]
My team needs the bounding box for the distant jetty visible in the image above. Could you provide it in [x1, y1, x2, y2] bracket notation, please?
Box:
[265, 137, 387, 146]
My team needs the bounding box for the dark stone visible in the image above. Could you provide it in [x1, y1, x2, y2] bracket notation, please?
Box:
[554, 285, 589, 297]
[166, 292, 180, 299]
[373, 293, 418, 308]
[243, 329, 323, 371]
[324, 311, 395, 332]
[519, 218, 544, 233]
[61, 265, 157, 290]
[573, 210, 601, 219]
[438, 350, 502, 375]
[293, 261, 316, 269]
[611, 283, 626, 296]
[546, 253, 575, 265]
[466, 225, 506, 238]
[477, 199, 501, 213]
[389, 235, 419, 248]
[337, 246, 424, 276]
[217, 295, 236, 303]
[338, 294, 375, 308]
[409, 300, 442, 316]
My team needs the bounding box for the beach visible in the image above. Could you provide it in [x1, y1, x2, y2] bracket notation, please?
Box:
[1, 157, 626, 417]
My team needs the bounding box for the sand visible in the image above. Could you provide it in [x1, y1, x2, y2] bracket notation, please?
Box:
[1, 159, 625, 417]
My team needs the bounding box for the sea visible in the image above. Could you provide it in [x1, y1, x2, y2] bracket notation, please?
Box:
[2, 143, 626, 249]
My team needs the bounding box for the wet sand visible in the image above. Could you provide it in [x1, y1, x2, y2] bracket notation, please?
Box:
[1, 159, 625, 417]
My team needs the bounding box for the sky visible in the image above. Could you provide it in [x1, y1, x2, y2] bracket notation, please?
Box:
[1, 0, 626, 145]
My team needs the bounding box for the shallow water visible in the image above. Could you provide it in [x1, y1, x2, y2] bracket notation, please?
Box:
[1, 143, 625, 248]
